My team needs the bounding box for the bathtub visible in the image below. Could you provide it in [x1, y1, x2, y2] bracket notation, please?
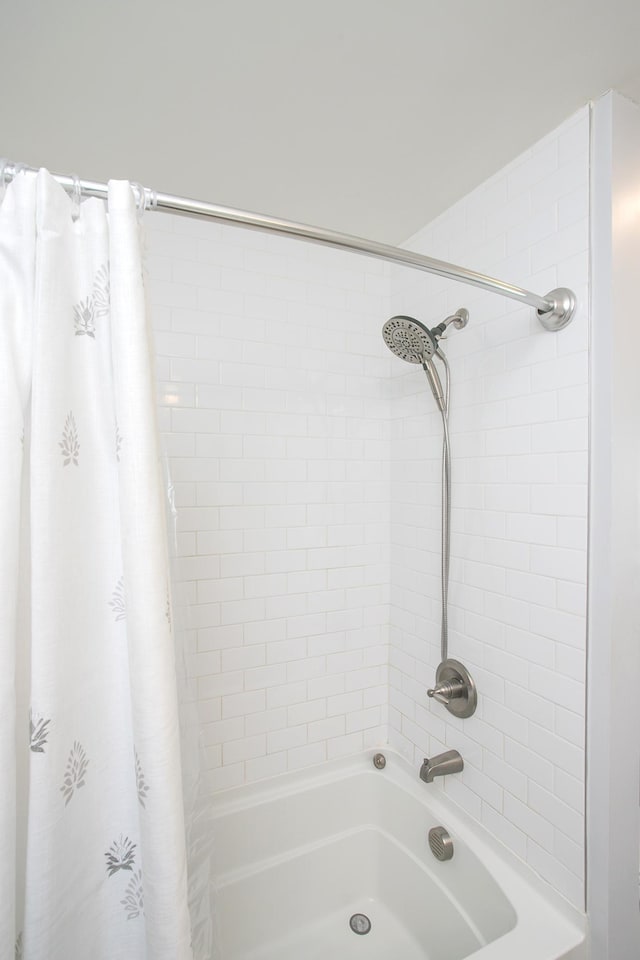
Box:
[209, 750, 586, 960]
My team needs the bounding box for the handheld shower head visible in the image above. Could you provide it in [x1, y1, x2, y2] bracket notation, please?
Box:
[422, 358, 446, 412]
[382, 309, 468, 412]
[381, 315, 438, 364]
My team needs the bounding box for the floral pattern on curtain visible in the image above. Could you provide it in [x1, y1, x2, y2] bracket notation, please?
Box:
[0, 170, 193, 960]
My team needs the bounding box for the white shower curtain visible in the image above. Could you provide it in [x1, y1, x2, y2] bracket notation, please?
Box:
[0, 170, 194, 960]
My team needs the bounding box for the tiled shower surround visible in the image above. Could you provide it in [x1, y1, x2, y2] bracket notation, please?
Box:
[387, 108, 589, 908]
[148, 106, 589, 908]
[150, 224, 394, 790]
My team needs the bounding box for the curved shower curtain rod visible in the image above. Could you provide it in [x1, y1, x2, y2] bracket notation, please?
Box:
[2, 161, 576, 330]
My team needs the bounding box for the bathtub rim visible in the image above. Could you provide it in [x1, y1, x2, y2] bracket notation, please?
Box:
[207, 747, 587, 958]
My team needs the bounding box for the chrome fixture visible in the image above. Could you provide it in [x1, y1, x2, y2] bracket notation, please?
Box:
[381, 309, 468, 364]
[382, 311, 478, 719]
[2, 161, 577, 329]
[382, 310, 463, 662]
[372, 752, 387, 769]
[349, 914, 372, 935]
[382, 314, 438, 362]
[427, 659, 477, 719]
[419, 750, 464, 783]
[428, 826, 454, 862]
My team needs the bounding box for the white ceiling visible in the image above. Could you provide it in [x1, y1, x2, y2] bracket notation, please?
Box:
[2, 0, 640, 243]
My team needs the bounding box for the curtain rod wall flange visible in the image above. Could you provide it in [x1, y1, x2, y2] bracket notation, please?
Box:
[2, 163, 577, 330]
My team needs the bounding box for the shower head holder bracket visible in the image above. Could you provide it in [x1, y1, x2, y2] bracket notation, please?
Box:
[427, 659, 477, 719]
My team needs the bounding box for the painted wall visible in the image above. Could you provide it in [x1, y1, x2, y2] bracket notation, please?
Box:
[148, 107, 590, 909]
[587, 91, 640, 958]
[387, 107, 589, 908]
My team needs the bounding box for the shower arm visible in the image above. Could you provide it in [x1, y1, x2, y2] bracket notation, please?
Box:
[2, 162, 576, 331]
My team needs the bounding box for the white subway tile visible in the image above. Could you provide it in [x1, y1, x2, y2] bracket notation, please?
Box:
[287, 657, 326, 682]
[287, 700, 327, 727]
[245, 708, 288, 736]
[484, 753, 527, 801]
[286, 612, 327, 639]
[531, 418, 588, 454]
[554, 831, 583, 880]
[555, 705, 585, 748]
[220, 598, 265, 625]
[197, 624, 243, 652]
[483, 699, 528, 745]
[197, 671, 243, 700]
[346, 706, 382, 733]
[244, 573, 288, 599]
[529, 665, 583, 715]
[266, 681, 308, 709]
[327, 691, 363, 716]
[505, 684, 554, 730]
[530, 545, 586, 583]
[223, 735, 266, 765]
[222, 690, 267, 719]
[444, 777, 482, 821]
[268, 726, 308, 753]
[245, 752, 288, 783]
[556, 581, 587, 616]
[527, 841, 582, 907]
[528, 724, 583, 780]
[499, 633, 547, 679]
[204, 764, 244, 794]
[220, 553, 265, 578]
[507, 140, 558, 198]
[327, 650, 364, 674]
[221, 646, 265, 672]
[327, 732, 364, 759]
[531, 603, 586, 648]
[555, 644, 585, 684]
[244, 618, 287, 645]
[308, 716, 346, 743]
[244, 528, 287, 553]
[504, 794, 554, 852]
[554, 768, 584, 814]
[485, 593, 530, 631]
[505, 570, 556, 607]
[484, 647, 529, 687]
[266, 637, 307, 664]
[245, 664, 288, 690]
[505, 738, 554, 791]
[308, 675, 345, 700]
[481, 802, 528, 859]
[202, 717, 244, 746]
[287, 742, 326, 771]
[556, 517, 587, 550]
[462, 763, 503, 811]
[531, 352, 588, 392]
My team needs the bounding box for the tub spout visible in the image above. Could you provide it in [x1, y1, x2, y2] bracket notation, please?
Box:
[419, 750, 463, 783]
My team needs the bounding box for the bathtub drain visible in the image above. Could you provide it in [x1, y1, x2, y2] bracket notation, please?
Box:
[349, 913, 372, 935]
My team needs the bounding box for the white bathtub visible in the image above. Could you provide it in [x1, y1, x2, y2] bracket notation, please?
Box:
[209, 750, 586, 960]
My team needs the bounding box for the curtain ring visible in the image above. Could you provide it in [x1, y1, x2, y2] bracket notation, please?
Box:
[0, 160, 25, 195]
[70, 173, 82, 222]
[131, 182, 146, 221]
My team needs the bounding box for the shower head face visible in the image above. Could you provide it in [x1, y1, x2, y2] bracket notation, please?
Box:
[382, 315, 437, 364]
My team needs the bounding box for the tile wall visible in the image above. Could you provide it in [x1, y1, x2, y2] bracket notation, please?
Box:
[147, 221, 392, 794]
[147, 105, 590, 909]
[387, 106, 590, 907]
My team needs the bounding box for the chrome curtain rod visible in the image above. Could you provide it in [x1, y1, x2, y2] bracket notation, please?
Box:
[2, 162, 576, 330]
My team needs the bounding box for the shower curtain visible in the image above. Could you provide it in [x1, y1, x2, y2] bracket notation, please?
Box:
[0, 170, 193, 960]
